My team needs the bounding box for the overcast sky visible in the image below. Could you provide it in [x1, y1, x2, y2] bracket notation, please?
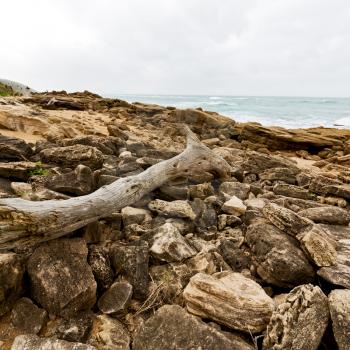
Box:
[2, 0, 350, 96]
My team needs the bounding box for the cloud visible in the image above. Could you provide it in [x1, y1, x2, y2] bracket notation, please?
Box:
[1, 0, 350, 96]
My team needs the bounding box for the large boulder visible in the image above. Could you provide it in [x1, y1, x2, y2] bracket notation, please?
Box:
[245, 221, 315, 287]
[39, 145, 104, 170]
[183, 272, 275, 333]
[27, 238, 97, 317]
[0, 253, 24, 316]
[262, 284, 329, 350]
[328, 289, 350, 350]
[133, 305, 254, 350]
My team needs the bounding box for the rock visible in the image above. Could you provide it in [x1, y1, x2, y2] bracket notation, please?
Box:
[219, 181, 250, 200]
[218, 214, 242, 229]
[309, 174, 350, 200]
[37, 165, 94, 195]
[98, 281, 132, 315]
[133, 305, 254, 350]
[88, 245, 114, 292]
[259, 167, 299, 184]
[241, 151, 299, 174]
[218, 239, 252, 272]
[40, 145, 104, 170]
[188, 182, 214, 199]
[149, 223, 197, 262]
[121, 206, 151, 226]
[56, 311, 94, 343]
[110, 241, 149, 300]
[239, 123, 341, 151]
[27, 238, 97, 317]
[299, 206, 350, 225]
[148, 199, 196, 220]
[262, 202, 312, 235]
[262, 284, 329, 350]
[273, 183, 315, 200]
[296, 224, 337, 267]
[61, 135, 124, 155]
[11, 334, 96, 350]
[11, 297, 47, 334]
[222, 196, 247, 216]
[0, 252, 24, 316]
[88, 314, 130, 350]
[328, 289, 350, 350]
[11, 182, 70, 200]
[0, 161, 39, 180]
[317, 225, 350, 288]
[159, 184, 188, 200]
[183, 271, 275, 333]
[245, 221, 315, 287]
[0, 135, 32, 160]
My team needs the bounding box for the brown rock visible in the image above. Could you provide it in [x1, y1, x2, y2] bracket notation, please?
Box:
[263, 284, 329, 350]
[299, 206, 350, 225]
[183, 272, 275, 333]
[0, 135, 32, 160]
[133, 305, 254, 350]
[27, 238, 97, 317]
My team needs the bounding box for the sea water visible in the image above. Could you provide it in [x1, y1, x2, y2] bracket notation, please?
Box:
[112, 95, 350, 129]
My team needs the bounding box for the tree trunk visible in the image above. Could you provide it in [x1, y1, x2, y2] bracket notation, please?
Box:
[0, 126, 232, 250]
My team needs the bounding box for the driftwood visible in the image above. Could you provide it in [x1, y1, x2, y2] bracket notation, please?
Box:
[0, 126, 232, 250]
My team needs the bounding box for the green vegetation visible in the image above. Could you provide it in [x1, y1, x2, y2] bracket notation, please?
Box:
[0, 82, 14, 96]
[28, 162, 51, 177]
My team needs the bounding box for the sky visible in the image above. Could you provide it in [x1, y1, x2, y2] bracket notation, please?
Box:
[2, 0, 350, 97]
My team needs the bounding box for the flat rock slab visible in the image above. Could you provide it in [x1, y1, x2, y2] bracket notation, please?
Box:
[27, 238, 97, 317]
[222, 195, 247, 216]
[263, 284, 329, 350]
[133, 304, 254, 350]
[183, 271, 275, 333]
[11, 334, 96, 350]
[329, 289, 350, 350]
[0, 135, 32, 160]
[299, 206, 350, 225]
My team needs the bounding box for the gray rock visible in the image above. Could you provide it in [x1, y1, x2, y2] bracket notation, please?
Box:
[40, 145, 104, 170]
[149, 223, 197, 262]
[88, 244, 114, 292]
[0, 161, 39, 180]
[56, 311, 94, 343]
[259, 167, 299, 184]
[222, 196, 247, 216]
[27, 238, 97, 317]
[262, 202, 312, 235]
[273, 183, 315, 200]
[37, 165, 94, 195]
[98, 281, 132, 315]
[11, 334, 95, 350]
[110, 241, 149, 300]
[299, 206, 350, 225]
[246, 221, 315, 287]
[328, 289, 350, 350]
[296, 224, 337, 267]
[0, 252, 24, 316]
[148, 199, 196, 220]
[262, 284, 329, 350]
[309, 174, 350, 200]
[121, 206, 151, 226]
[133, 305, 254, 350]
[88, 315, 130, 350]
[219, 181, 250, 200]
[0, 135, 32, 160]
[11, 297, 47, 334]
[183, 271, 275, 333]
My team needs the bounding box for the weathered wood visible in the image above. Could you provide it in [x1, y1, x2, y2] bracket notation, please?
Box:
[0, 126, 232, 250]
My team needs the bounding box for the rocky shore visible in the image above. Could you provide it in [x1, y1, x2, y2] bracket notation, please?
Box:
[1, 90, 350, 349]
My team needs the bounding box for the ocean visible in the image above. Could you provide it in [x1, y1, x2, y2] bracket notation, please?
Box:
[113, 95, 350, 129]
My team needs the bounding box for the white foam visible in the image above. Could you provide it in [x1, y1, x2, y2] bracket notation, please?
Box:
[334, 117, 350, 127]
